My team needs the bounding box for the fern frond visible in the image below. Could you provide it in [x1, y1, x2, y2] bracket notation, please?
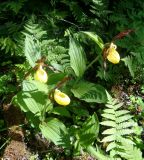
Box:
[5, 0, 26, 14]
[122, 56, 135, 77]
[0, 37, 17, 54]
[62, 1, 87, 23]
[23, 18, 47, 40]
[120, 139, 143, 160]
[101, 93, 135, 157]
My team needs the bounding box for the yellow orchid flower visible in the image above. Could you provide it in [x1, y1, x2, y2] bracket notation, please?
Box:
[54, 89, 70, 106]
[34, 65, 48, 83]
[107, 43, 120, 64]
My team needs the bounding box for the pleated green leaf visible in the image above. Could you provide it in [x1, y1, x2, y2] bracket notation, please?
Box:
[69, 36, 86, 77]
[82, 32, 104, 49]
[40, 118, 67, 145]
[71, 80, 107, 103]
[22, 80, 49, 93]
[13, 80, 50, 115]
[13, 91, 50, 115]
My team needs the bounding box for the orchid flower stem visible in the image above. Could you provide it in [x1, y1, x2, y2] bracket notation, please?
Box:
[41, 102, 51, 122]
[86, 56, 99, 71]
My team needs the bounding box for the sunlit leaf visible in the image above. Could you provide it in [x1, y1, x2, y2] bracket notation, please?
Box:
[52, 107, 71, 117]
[22, 80, 49, 93]
[69, 36, 86, 77]
[82, 31, 104, 49]
[40, 118, 67, 145]
[71, 80, 107, 103]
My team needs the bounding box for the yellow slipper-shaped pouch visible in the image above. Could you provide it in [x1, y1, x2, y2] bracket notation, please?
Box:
[107, 47, 120, 64]
[34, 65, 48, 83]
[54, 89, 70, 106]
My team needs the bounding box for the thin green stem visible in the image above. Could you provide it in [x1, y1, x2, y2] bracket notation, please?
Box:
[41, 102, 52, 122]
[86, 56, 99, 71]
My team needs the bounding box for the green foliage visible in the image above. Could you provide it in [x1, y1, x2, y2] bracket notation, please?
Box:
[109, 0, 144, 80]
[77, 113, 99, 146]
[71, 80, 107, 103]
[13, 80, 50, 115]
[101, 93, 135, 157]
[86, 145, 121, 160]
[69, 35, 86, 77]
[1, 0, 144, 159]
[120, 140, 143, 160]
[122, 56, 135, 77]
[65, 113, 99, 156]
[4, 0, 27, 14]
[24, 35, 41, 67]
[39, 118, 67, 145]
[82, 31, 104, 50]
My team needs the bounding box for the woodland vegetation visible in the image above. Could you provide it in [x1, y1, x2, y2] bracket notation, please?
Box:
[0, 0, 144, 159]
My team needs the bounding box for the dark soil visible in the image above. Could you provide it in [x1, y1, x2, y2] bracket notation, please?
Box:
[2, 104, 31, 160]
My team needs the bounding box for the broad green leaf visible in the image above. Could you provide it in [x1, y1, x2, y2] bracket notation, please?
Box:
[26, 112, 40, 128]
[71, 81, 107, 103]
[69, 36, 86, 77]
[13, 91, 50, 115]
[12, 92, 29, 112]
[52, 107, 71, 117]
[40, 118, 67, 145]
[82, 31, 104, 49]
[24, 35, 41, 67]
[68, 106, 89, 117]
[48, 73, 66, 85]
[22, 80, 49, 93]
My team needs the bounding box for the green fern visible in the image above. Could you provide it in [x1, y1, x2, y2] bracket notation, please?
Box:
[0, 37, 17, 54]
[121, 56, 135, 77]
[62, 1, 87, 23]
[23, 18, 47, 40]
[23, 18, 73, 74]
[100, 93, 135, 157]
[1, 0, 26, 14]
[120, 139, 143, 160]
